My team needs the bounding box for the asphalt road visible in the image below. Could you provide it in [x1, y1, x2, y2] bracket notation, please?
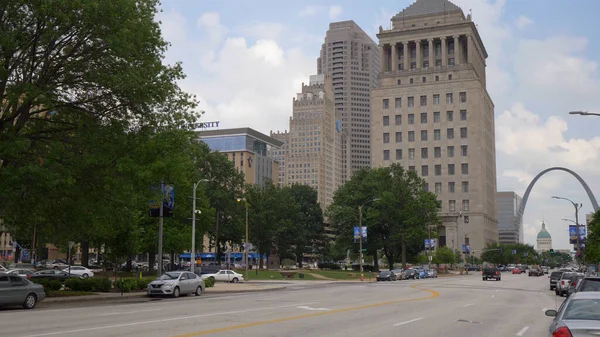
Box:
[1, 272, 562, 337]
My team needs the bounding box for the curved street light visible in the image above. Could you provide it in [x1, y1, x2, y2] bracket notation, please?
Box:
[191, 179, 209, 274]
[569, 111, 600, 117]
[358, 198, 380, 276]
[552, 196, 583, 259]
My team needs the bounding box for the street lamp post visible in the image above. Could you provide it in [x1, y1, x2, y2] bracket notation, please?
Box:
[191, 179, 209, 274]
[358, 198, 379, 278]
[237, 198, 249, 282]
[552, 196, 583, 255]
[569, 111, 600, 117]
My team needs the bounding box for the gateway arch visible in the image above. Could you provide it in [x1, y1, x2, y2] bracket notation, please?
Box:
[515, 167, 599, 231]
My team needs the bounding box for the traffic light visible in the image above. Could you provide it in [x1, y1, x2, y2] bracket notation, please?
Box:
[549, 249, 555, 255]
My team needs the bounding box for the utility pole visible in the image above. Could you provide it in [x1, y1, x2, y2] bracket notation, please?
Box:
[158, 181, 164, 275]
[358, 198, 379, 279]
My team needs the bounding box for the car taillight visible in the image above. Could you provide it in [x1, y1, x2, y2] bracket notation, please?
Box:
[571, 281, 577, 286]
[496, 271, 498, 275]
[552, 326, 573, 337]
[482, 271, 484, 275]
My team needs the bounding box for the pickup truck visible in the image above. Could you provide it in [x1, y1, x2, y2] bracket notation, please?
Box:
[482, 267, 501, 281]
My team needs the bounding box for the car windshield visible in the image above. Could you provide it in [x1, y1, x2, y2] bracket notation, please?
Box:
[158, 273, 180, 280]
[379, 271, 390, 276]
[580, 279, 600, 292]
[563, 299, 600, 320]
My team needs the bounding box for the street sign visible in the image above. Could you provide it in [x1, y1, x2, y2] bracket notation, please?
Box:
[428, 255, 432, 261]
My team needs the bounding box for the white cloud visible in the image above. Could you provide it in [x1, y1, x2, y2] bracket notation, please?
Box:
[371, 7, 395, 38]
[298, 5, 321, 17]
[197, 12, 228, 47]
[157, 11, 187, 44]
[238, 22, 288, 41]
[329, 5, 343, 20]
[515, 15, 533, 30]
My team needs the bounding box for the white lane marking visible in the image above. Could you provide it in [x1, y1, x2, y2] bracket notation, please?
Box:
[98, 308, 161, 316]
[516, 326, 530, 336]
[491, 295, 495, 298]
[297, 306, 332, 311]
[496, 289, 500, 292]
[394, 317, 425, 326]
[462, 303, 474, 307]
[20, 302, 318, 337]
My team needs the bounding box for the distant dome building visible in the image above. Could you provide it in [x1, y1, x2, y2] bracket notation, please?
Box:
[537, 222, 553, 252]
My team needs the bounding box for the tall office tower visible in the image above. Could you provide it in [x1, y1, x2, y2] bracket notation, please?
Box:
[370, 0, 498, 255]
[317, 20, 380, 182]
[270, 74, 342, 210]
[497, 191, 523, 244]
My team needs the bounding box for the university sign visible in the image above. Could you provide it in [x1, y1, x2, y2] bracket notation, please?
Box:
[195, 121, 221, 129]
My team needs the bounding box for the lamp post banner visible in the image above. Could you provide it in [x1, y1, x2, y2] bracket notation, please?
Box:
[569, 225, 587, 244]
[150, 184, 175, 217]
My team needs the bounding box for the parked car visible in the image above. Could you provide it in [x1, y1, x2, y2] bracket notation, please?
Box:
[391, 269, 404, 280]
[545, 292, 600, 336]
[567, 274, 586, 296]
[528, 266, 543, 277]
[573, 276, 600, 293]
[482, 267, 501, 281]
[376, 271, 397, 282]
[404, 269, 418, 279]
[62, 266, 94, 278]
[6, 269, 35, 279]
[427, 269, 438, 278]
[147, 271, 205, 298]
[512, 268, 521, 274]
[550, 271, 564, 291]
[30, 270, 80, 281]
[556, 272, 577, 297]
[0, 273, 46, 309]
[201, 269, 244, 283]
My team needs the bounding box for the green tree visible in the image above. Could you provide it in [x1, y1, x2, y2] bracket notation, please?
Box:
[585, 210, 600, 263]
[435, 246, 456, 265]
[327, 163, 440, 270]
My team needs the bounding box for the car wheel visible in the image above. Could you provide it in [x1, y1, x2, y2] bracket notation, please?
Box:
[482, 278, 486, 281]
[231, 278, 239, 283]
[23, 293, 37, 309]
[195, 286, 203, 296]
[555, 290, 559, 295]
[172, 286, 180, 298]
[53, 266, 59, 270]
[82, 274, 89, 279]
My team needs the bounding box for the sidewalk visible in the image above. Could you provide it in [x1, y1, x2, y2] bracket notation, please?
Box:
[44, 282, 286, 304]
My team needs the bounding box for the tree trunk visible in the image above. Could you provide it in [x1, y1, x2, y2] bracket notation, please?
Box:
[259, 249, 264, 270]
[81, 241, 89, 267]
[401, 237, 407, 269]
[148, 247, 156, 274]
[170, 251, 175, 271]
[373, 251, 379, 272]
[386, 252, 394, 270]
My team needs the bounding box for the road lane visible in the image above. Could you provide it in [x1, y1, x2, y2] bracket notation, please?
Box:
[1, 272, 562, 337]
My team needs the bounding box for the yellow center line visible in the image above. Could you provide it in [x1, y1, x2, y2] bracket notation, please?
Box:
[172, 285, 440, 337]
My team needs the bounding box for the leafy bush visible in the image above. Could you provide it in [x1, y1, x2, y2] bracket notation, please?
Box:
[204, 277, 215, 288]
[31, 279, 62, 291]
[318, 262, 341, 270]
[65, 278, 112, 292]
[281, 259, 295, 269]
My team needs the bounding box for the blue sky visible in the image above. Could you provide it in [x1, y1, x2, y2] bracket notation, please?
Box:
[158, 0, 600, 249]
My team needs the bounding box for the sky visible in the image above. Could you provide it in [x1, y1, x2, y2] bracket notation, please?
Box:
[157, 0, 600, 250]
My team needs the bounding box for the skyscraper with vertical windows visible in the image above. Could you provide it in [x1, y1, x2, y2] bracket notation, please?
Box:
[317, 20, 380, 182]
[370, 0, 498, 255]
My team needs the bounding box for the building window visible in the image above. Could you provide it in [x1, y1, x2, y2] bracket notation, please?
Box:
[422, 165, 429, 176]
[447, 146, 454, 157]
[409, 148, 415, 159]
[435, 164, 442, 176]
[448, 164, 455, 175]
[397, 79, 402, 85]
[383, 133, 390, 143]
[433, 94, 440, 105]
[449, 58, 455, 66]
[410, 78, 414, 84]
[460, 127, 467, 138]
[461, 163, 469, 175]
[408, 131, 415, 142]
[449, 200, 456, 212]
[460, 92, 467, 103]
[435, 75, 440, 81]
[460, 110, 467, 121]
[409, 165, 415, 172]
[383, 116, 390, 126]
[447, 128, 454, 139]
[435, 182, 442, 194]
[408, 97, 414, 107]
[383, 150, 390, 160]
[422, 76, 427, 83]
[424, 183, 429, 192]
[447, 111, 454, 121]
[383, 99, 389, 109]
[461, 145, 468, 157]
[449, 182, 455, 193]
[408, 114, 415, 124]
[434, 111, 440, 123]
[462, 200, 470, 211]
[421, 113, 428, 123]
[462, 181, 469, 192]
[420, 95, 427, 106]
[395, 114, 402, 125]
[395, 98, 402, 108]
[395, 149, 402, 160]
[448, 74, 453, 80]
[434, 147, 441, 158]
[434, 129, 441, 140]
[395, 132, 402, 143]
[421, 130, 428, 141]
[421, 147, 428, 159]
[446, 93, 453, 104]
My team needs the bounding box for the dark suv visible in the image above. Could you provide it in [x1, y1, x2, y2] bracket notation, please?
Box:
[482, 267, 501, 281]
[549, 271, 564, 290]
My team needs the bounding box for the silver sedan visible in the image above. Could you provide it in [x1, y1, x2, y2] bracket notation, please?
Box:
[147, 271, 205, 298]
[0, 273, 46, 309]
[545, 291, 600, 336]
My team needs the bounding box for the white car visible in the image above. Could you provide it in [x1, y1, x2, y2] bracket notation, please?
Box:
[62, 266, 94, 278]
[202, 270, 244, 283]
